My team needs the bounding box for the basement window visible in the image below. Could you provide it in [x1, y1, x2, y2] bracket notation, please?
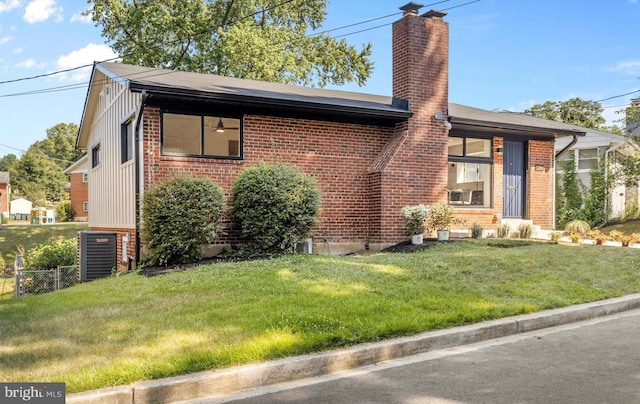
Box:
[161, 112, 242, 159]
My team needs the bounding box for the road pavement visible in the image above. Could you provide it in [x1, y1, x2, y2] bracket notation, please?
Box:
[197, 309, 640, 404]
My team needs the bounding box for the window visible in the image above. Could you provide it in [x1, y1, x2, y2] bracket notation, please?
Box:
[447, 136, 492, 207]
[578, 148, 598, 170]
[162, 112, 242, 158]
[82, 202, 88, 212]
[82, 172, 89, 182]
[121, 120, 134, 163]
[91, 144, 101, 168]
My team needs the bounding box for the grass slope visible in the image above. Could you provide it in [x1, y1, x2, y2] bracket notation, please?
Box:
[0, 222, 88, 265]
[1, 239, 639, 393]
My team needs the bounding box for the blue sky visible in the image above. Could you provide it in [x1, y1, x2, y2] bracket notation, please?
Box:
[0, 0, 639, 161]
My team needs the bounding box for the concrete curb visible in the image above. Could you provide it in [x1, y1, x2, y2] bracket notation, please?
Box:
[68, 293, 640, 404]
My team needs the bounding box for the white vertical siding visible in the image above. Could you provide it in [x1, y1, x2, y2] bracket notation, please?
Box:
[87, 73, 140, 229]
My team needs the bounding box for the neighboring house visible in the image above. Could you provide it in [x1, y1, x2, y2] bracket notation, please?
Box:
[63, 155, 89, 221]
[556, 127, 640, 219]
[631, 98, 640, 138]
[0, 171, 9, 218]
[9, 197, 32, 220]
[76, 4, 586, 270]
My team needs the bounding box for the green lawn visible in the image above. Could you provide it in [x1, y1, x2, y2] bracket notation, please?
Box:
[1, 239, 639, 393]
[0, 222, 88, 298]
[0, 222, 88, 266]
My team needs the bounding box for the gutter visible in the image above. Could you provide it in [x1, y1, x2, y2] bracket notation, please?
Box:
[134, 90, 148, 266]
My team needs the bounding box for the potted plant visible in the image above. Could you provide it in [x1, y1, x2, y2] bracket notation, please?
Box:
[427, 202, 462, 241]
[608, 230, 623, 242]
[401, 204, 429, 244]
[586, 229, 607, 245]
[621, 234, 633, 247]
[569, 232, 582, 244]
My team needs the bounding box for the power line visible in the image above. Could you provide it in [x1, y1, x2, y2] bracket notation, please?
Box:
[0, 0, 298, 86]
[0, 0, 467, 89]
[0, 0, 480, 99]
[595, 89, 640, 103]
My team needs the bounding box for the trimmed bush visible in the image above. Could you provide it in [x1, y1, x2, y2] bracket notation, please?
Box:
[564, 219, 591, 235]
[231, 163, 321, 255]
[26, 238, 77, 270]
[56, 200, 74, 222]
[142, 176, 225, 265]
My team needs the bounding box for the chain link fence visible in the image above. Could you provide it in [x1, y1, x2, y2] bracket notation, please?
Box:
[14, 266, 79, 297]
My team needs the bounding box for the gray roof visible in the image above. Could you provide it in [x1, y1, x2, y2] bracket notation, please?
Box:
[449, 103, 586, 138]
[87, 62, 589, 140]
[96, 62, 411, 122]
[0, 171, 9, 183]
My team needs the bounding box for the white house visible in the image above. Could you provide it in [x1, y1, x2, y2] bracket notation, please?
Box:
[555, 126, 639, 219]
[10, 197, 33, 220]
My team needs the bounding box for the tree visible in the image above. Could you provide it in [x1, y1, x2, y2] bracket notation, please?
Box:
[10, 147, 68, 204]
[9, 123, 82, 204]
[524, 97, 606, 129]
[0, 153, 17, 172]
[33, 123, 84, 170]
[87, 0, 373, 87]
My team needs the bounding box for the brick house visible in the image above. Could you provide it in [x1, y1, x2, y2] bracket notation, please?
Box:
[76, 4, 585, 269]
[0, 171, 9, 218]
[63, 155, 89, 221]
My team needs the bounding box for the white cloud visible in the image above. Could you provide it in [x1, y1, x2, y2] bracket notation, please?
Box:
[55, 43, 118, 82]
[70, 11, 91, 23]
[0, 35, 11, 45]
[13, 46, 22, 54]
[608, 61, 640, 75]
[0, 0, 21, 14]
[23, 0, 62, 24]
[15, 58, 46, 69]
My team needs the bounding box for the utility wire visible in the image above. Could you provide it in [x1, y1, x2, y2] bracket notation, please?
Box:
[0, 0, 460, 88]
[0, 0, 298, 86]
[0, 0, 480, 99]
[595, 89, 640, 103]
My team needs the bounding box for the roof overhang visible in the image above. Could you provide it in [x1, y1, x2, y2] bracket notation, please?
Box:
[448, 103, 586, 140]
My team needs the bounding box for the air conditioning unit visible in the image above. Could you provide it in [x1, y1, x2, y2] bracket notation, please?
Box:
[78, 231, 117, 282]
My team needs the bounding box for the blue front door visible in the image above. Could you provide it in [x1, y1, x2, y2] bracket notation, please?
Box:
[503, 141, 525, 218]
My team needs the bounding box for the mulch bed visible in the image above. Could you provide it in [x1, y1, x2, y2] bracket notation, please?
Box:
[139, 239, 459, 277]
[380, 238, 458, 253]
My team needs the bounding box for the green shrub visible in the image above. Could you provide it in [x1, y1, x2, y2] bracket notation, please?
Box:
[26, 238, 77, 270]
[231, 163, 321, 255]
[142, 176, 225, 265]
[56, 200, 74, 222]
[564, 219, 591, 235]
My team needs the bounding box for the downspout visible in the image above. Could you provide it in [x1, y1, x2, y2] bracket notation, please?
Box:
[555, 134, 579, 159]
[134, 90, 148, 266]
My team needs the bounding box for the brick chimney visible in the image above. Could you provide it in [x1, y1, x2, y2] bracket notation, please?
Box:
[393, 3, 449, 128]
[391, 4, 450, 201]
[368, 3, 451, 244]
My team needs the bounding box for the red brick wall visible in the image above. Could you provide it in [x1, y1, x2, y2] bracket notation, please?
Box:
[528, 139, 555, 229]
[69, 172, 88, 220]
[142, 107, 395, 245]
[0, 183, 8, 213]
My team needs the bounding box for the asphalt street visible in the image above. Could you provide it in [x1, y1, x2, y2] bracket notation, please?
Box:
[196, 309, 640, 404]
